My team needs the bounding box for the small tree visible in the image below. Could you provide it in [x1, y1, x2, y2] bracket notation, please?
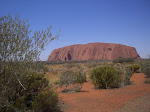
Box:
[0, 14, 60, 111]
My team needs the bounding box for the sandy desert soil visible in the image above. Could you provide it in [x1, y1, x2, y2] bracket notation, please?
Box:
[58, 73, 150, 112]
[114, 93, 150, 112]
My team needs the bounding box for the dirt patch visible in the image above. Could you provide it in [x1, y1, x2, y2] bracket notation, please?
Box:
[58, 73, 150, 112]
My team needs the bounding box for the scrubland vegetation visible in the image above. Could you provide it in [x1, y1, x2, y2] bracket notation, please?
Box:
[42, 58, 150, 96]
[1, 14, 150, 112]
[44, 58, 143, 91]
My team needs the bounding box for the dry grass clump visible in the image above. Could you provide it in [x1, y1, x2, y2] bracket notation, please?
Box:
[44, 72, 60, 85]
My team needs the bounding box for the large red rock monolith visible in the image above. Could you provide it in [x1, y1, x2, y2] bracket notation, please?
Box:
[48, 42, 140, 61]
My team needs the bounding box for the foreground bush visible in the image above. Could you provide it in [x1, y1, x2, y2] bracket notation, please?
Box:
[113, 58, 135, 63]
[32, 88, 59, 112]
[0, 71, 60, 112]
[91, 66, 121, 89]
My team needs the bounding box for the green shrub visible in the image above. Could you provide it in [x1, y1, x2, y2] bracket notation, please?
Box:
[113, 58, 135, 63]
[32, 88, 59, 112]
[144, 78, 150, 84]
[91, 66, 121, 89]
[141, 60, 150, 76]
[128, 64, 140, 73]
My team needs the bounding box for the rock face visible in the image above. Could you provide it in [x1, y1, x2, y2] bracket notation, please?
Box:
[48, 42, 140, 61]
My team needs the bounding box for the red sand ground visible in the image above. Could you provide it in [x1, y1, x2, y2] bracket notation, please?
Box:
[58, 73, 150, 112]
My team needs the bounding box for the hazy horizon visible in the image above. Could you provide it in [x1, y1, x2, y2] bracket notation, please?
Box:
[1, 0, 150, 60]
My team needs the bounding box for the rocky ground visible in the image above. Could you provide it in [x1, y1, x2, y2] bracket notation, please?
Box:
[58, 73, 150, 112]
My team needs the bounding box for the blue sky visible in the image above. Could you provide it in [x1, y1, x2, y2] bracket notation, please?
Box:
[1, 0, 150, 60]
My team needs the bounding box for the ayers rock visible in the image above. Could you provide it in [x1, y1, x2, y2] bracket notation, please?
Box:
[48, 42, 140, 61]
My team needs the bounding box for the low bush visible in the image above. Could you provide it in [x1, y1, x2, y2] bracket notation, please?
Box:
[113, 58, 135, 63]
[91, 66, 121, 89]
